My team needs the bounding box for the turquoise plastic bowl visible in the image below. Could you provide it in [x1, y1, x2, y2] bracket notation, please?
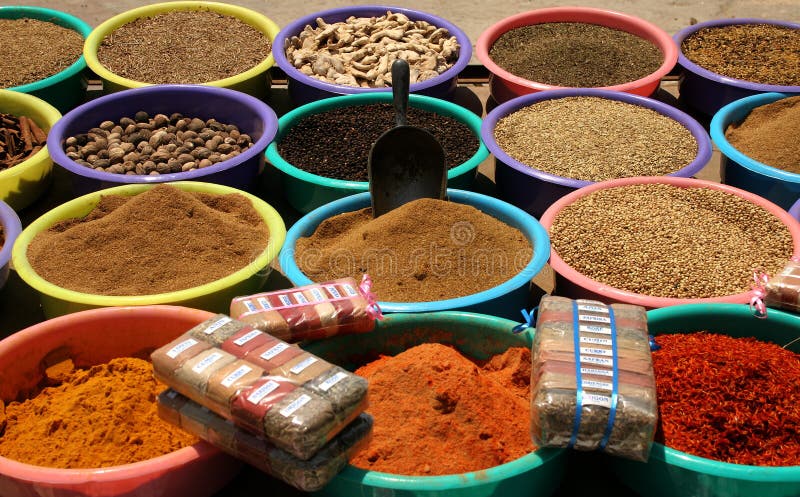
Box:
[712, 92, 800, 210]
[279, 189, 550, 319]
[266, 93, 488, 214]
[1, 6, 92, 113]
[304, 311, 567, 497]
[611, 303, 800, 497]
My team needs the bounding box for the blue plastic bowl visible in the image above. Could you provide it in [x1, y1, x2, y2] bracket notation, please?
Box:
[711, 92, 800, 210]
[0, 200, 21, 290]
[674, 18, 800, 116]
[279, 189, 551, 319]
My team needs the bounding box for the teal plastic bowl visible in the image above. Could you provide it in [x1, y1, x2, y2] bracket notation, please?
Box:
[279, 189, 551, 320]
[266, 93, 488, 213]
[610, 303, 800, 497]
[304, 311, 567, 497]
[1, 6, 92, 113]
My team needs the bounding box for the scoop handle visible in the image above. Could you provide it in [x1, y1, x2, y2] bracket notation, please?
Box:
[392, 59, 410, 127]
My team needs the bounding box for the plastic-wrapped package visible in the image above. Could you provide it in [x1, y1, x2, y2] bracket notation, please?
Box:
[765, 260, 800, 312]
[230, 277, 381, 342]
[530, 296, 657, 462]
[188, 314, 252, 346]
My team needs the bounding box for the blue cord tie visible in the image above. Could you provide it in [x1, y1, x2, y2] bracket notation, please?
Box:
[599, 306, 619, 450]
[568, 300, 583, 448]
[512, 306, 538, 334]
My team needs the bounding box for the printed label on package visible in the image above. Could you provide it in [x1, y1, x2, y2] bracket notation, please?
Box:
[579, 324, 612, 335]
[192, 352, 225, 373]
[167, 338, 199, 359]
[580, 336, 613, 346]
[278, 295, 292, 306]
[292, 292, 309, 304]
[221, 365, 253, 388]
[290, 356, 318, 375]
[279, 394, 312, 417]
[204, 316, 232, 334]
[246, 380, 280, 404]
[233, 329, 263, 346]
[582, 378, 613, 391]
[257, 297, 272, 310]
[581, 367, 614, 378]
[582, 393, 613, 408]
[343, 284, 358, 297]
[580, 355, 614, 367]
[324, 285, 342, 298]
[580, 346, 613, 357]
[577, 304, 609, 314]
[319, 371, 348, 391]
[309, 287, 326, 302]
[259, 342, 290, 361]
[243, 300, 258, 313]
[579, 314, 611, 324]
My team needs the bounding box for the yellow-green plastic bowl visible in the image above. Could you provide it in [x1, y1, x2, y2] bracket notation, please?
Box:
[11, 181, 286, 318]
[84, 1, 280, 100]
[0, 89, 62, 211]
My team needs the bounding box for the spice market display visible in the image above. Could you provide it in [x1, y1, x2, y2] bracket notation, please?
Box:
[0, 2, 799, 497]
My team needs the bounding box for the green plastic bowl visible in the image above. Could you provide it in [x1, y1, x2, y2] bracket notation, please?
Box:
[610, 303, 800, 497]
[1, 6, 92, 113]
[266, 93, 489, 213]
[304, 311, 567, 497]
[11, 181, 286, 318]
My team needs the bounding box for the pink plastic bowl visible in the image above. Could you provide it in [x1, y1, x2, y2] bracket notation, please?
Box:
[540, 176, 800, 308]
[0, 305, 242, 497]
[475, 7, 679, 104]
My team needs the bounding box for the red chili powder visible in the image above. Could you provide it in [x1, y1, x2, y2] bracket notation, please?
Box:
[652, 332, 800, 466]
[352, 343, 535, 475]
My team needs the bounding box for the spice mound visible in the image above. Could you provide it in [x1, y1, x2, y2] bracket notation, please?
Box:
[725, 95, 800, 174]
[352, 343, 534, 475]
[0, 18, 84, 88]
[549, 184, 794, 299]
[489, 23, 662, 87]
[653, 332, 800, 466]
[97, 10, 272, 84]
[277, 103, 478, 182]
[494, 97, 697, 181]
[0, 357, 197, 468]
[1, 113, 48, 171]
[295, 198, 532, 302]
[681, 24, 800, 86]
[27, 184, 270, 296]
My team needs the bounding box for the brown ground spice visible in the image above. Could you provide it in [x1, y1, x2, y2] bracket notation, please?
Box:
[97, 10, 272, 84]
[294, 198, 532, 302]
[0, 19, 84, 88]
[725, 95, 800, 173]
[351, 343, 534, 475]
[27, 184, 269, 296]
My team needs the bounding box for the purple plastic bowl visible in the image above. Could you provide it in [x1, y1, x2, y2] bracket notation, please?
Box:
[674, 18, 800, 116]
[273, 5, 472, 106]
[482, 88, 713, 218]
[790, 198, 800, 222]
[47, 84, 278, 195]
[0, 200, 22, 290]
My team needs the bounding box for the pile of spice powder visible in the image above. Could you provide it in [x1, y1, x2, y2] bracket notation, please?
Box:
[277, 104, 479, 182]
[0, 357, 197, 468]
[725, 95, 800, 174]
[294, 198, 532, 302]
[26, 184, 269, 296]
[488, 23, 663, 87]
[549, 184, 794, 299]
[652, 332, 800, 466]
[0, 19, 84, 88]
[352, 343, 534, 475]
[97, 10, 272, 84]
[493, 97, 697, 181]
[681, 24, 800, 86]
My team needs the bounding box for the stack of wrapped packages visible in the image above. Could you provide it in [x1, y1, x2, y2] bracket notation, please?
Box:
[530, 296, 658, 462]
[762, 260, 800, 313]
[152, 277, 380, 491]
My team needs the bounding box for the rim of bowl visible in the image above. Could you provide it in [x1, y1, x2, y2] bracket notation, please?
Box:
[644, 303, 800, 480]
[475, 6, 678, 93]
[674, 18, 800, 93]
[47, 84, 279, 184]
[481, 88, 712, 188]
[0, 89, 62, 182]
[790, 197, 800, 221]
[266, 92, 489, 190]
[279, 188, 551, 313]
[0, 305, 226, 484]
[1, 6, 92, 93]
[539, 176, 800, 308]
[83, 1, 280, 89]
[11, 181, 286, 306]
[710, 92, 800, 183]
[272, 5, 472, 95]
[0, 200, 22, 269]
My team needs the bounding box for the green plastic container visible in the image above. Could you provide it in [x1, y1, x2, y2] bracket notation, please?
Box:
[304, 311, 567, 497]
[266, 93, 489, 213]
[1, 6, 92, 113]
[611, 303, 800, 497]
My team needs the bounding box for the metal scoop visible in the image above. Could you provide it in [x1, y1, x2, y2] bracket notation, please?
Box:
[367, 59, 447, 217]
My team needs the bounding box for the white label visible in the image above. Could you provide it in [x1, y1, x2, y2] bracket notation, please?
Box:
[581, 367, 614, 377]
[257, 297, 272, 310]
[309, 287, 326, 302]
[580, 346, 613, 357]
[192, 351, 225, 373]
[260, 342, 290, 361]
[580, 336, 612, 346]
[319, 371, 348, 391]
[279, 394, 312, 417]
[243, 300, 258, 313]
[290, 356, 318, 375]
[292, 292, 309, 304]
[278, 295, 292, 306]
[233, 329, 262, 346]
[580, 355, 614, 367]
[578, 304, 609, 314]
[343, 284, 358, 297]
[167, 338, 199, 359]
[221, 365, 253, 387]
[579, 325, 612, 335]
[583, 393, 613, 408]
[582, 379, 613, 391]
[247, 380, 280, 404]
[204, 316, 232, 335]
[325, 285, 342, 298]
[580, 315, 611, 324]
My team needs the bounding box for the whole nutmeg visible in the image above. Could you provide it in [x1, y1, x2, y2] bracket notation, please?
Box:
[188, 118, 205, 132]
[123, 151, 139, 163]
[120, 117, 135, 127]
[65, 136, 78, 147]
[182, 161, 197, 171]
[198, 129, 216, 141]
[177, 153, 194, 165]
[108, 147, 126, 163]
[153, 114, 169, 128]
[121, 142, 136, 154]
[99, 120, 115, 131]
[217, 143, 234, 154]
[157, 161, 172, 174]
[192, 147, 212, 160]
[81, 142, 101, 156]
[97, 149, 109, 160]
[134, 111, 150, 123]
[142, 160, 157, 173]
[199, 158, 212, 168]
[107, 164, 125, 174]
[93, 158, 110, 169]
[149, 131, 168, 148]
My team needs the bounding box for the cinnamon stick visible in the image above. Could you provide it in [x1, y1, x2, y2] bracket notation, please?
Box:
[0, 112, 47, 171]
